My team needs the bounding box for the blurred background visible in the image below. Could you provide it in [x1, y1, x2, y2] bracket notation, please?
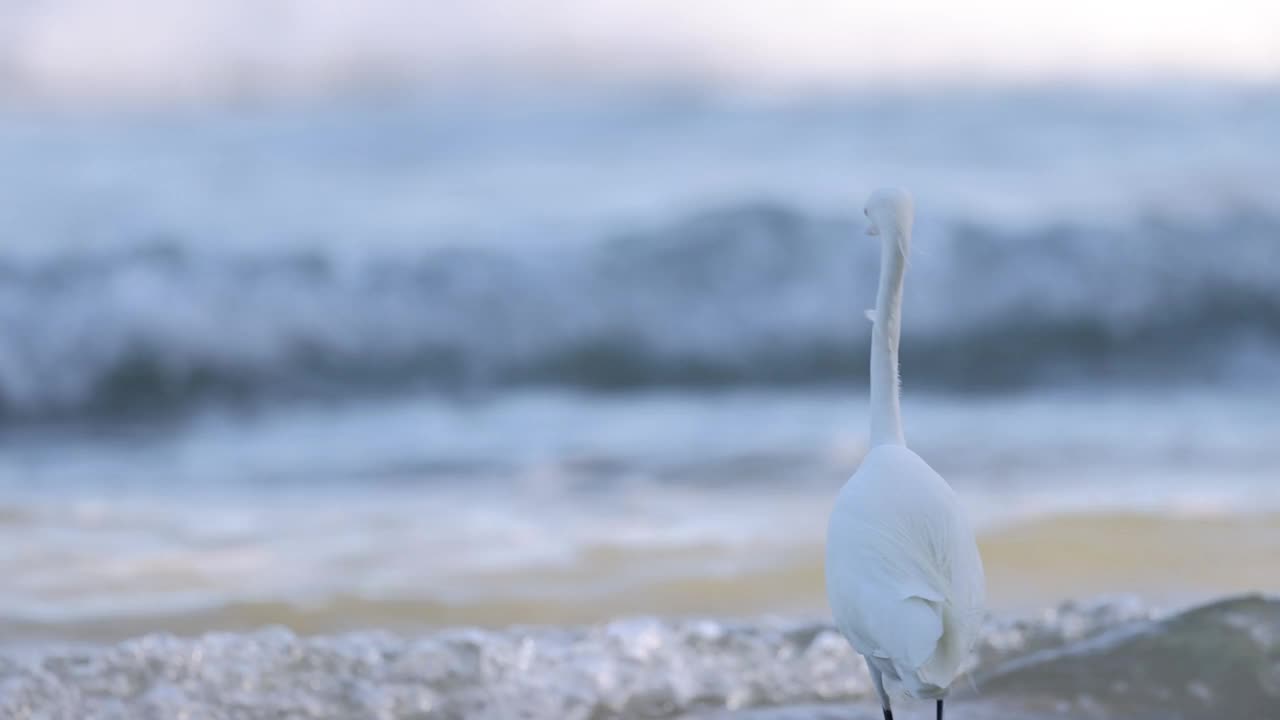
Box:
[1, 0, 1279, 651]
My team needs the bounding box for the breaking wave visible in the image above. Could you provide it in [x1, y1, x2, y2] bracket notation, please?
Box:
[1, 204, 1279, 421]
[0, 595, 1276, 719]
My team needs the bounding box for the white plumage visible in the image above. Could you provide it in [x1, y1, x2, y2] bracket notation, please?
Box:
[825, 189, 985, 719]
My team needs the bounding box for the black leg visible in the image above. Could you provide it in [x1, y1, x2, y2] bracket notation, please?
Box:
[936, 699, 943, 720]
[869, 664, 892, 720]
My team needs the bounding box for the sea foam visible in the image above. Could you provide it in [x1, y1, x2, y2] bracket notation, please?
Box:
[2, 595, 1275, 720]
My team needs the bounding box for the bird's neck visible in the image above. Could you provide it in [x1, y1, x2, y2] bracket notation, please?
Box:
[869, 230, 906, 447]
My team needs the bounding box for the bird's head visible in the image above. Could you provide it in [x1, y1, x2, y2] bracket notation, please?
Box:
[864, 188, 914, 247]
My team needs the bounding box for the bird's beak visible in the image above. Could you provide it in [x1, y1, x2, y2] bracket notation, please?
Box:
[866, 224, 880, 236]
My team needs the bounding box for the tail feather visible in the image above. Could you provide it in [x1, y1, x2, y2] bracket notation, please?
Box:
[916, 603, 971, 690]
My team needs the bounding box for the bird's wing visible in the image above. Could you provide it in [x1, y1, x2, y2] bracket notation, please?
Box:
[849, 556, 952, 666]
[829, 528, 948, 664]
[861, 590, 944, 669]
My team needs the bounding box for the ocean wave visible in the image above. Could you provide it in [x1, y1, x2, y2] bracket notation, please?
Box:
[0, 595, 1274, 719]
[972, 594, 1280, 719]
[1, 204, 1279, 421]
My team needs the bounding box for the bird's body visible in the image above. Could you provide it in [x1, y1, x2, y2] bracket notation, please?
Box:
[827, 444, 984, 699]
[825, 189, 985, 719]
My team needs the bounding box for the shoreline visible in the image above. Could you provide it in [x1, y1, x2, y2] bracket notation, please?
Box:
[2, 508, 1277, 649]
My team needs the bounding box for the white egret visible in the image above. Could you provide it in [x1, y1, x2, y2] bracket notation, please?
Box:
[825, 189, 986, 720]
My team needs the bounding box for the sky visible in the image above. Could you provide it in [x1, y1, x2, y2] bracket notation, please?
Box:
[1, 0, 1278, 103]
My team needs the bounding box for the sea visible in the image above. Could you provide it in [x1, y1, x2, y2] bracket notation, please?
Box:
[1, 85, 1279, 719]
